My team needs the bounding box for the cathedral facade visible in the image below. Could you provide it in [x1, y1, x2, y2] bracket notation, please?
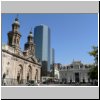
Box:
[2, 17, 41, 86]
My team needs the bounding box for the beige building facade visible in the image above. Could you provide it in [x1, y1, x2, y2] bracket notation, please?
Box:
[2, 17, 41, 86]
[54, 63, 61, 79]
[59, 61, 92, 83]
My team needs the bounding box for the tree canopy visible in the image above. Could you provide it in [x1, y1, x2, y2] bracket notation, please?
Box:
[88, 46, 98, 80]
[89, 46, 98, 65]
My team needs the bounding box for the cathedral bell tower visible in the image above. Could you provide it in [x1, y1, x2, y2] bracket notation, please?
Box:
[8, 16, 21, 52]
[24, 30, 35, 56]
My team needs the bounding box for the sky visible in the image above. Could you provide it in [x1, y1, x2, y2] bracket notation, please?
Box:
[2, 14, 98, 65]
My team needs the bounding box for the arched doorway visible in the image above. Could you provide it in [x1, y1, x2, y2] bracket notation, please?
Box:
[27, 66, 32, 82]
[75, 72, 79, 83]
[17, 65, 23, 84]
[35, 69, 38, 83]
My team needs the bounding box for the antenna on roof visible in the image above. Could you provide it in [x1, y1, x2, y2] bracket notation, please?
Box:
[15, 14, 19, 21]
[30, 27, 33, 33]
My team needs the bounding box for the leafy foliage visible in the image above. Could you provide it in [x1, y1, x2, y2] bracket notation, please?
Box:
[89, 46, 98, 64]
[88, 66, 98, 80]
[88, 46, 98, 80]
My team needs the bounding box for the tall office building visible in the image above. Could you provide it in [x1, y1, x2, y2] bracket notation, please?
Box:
[50, 48, 55, 77]
[34, 24, 50, 76]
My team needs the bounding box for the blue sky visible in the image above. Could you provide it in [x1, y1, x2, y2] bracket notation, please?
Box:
[2, 14, 98, 65]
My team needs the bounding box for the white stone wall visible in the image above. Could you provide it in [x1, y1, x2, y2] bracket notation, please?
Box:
[59, 68, 90, 83]
[2, 51, 41, 85]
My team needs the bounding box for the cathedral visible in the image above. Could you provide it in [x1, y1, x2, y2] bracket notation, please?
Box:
[2, 17, 41, 86]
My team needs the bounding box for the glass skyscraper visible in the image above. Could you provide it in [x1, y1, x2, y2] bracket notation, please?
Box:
[50, 48, 55, 68]
[34, 24, 50, 76]
[50, 48, 55, 77]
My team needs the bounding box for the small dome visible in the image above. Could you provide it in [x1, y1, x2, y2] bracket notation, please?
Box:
[28, 31, 33, 37]
[13, 20, 20, 25]
[12, 17, 20, 26]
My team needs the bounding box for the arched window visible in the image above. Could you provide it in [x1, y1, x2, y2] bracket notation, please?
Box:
[27, 66, 32, 81]
[17, 65, 23, 84]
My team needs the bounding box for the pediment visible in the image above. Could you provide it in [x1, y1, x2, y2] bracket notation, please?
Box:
[27, 56, 37, 63]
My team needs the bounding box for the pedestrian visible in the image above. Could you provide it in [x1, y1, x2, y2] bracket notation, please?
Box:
[2, 73, 6, 86]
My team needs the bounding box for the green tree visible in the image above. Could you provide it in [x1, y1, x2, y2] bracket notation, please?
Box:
[89, 46, 98, 65]
[88, 65, 98, 80]
[88, 46, 98, 80]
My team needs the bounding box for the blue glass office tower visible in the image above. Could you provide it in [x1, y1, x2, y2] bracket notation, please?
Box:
[50, 48, 55, 69]
[34, 25, 50, 76]
[50, 48, 55, 77]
